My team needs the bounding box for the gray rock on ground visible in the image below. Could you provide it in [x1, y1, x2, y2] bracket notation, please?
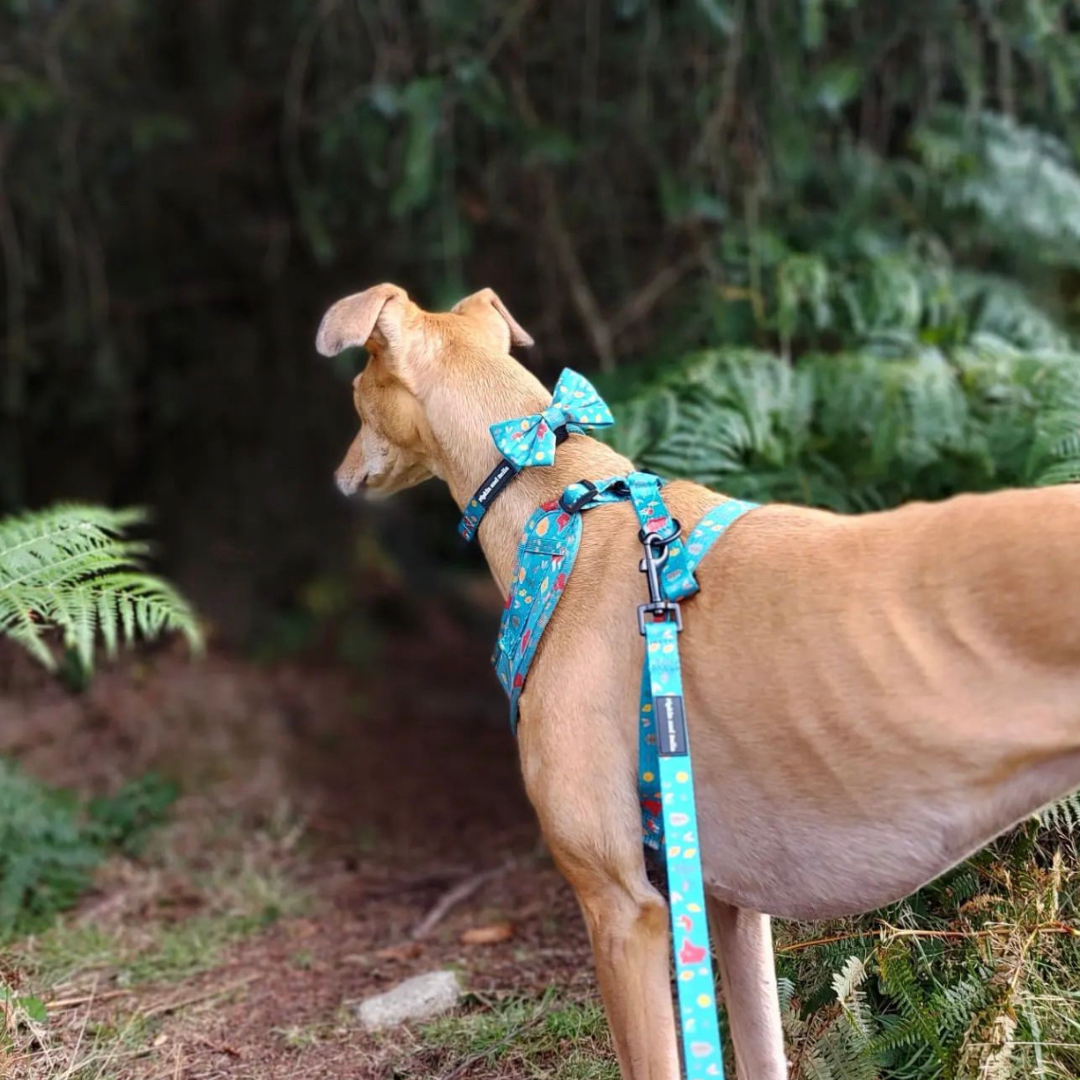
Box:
[354, 970, 463, 1032]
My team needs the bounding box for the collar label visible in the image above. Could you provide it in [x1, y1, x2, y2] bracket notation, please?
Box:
[476, 460, 515, 507]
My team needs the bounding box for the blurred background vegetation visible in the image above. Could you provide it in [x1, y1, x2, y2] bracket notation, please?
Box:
[5, 0, 1080, 636]
[4, 1, 1080, 1077]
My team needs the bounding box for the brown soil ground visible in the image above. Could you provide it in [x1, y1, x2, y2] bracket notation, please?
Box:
[0, 579, 603, 1079]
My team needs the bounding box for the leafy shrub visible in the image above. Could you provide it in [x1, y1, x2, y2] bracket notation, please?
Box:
[0, 759, 176, 941]
[606, 340, 1080, 512]
[776, 799, 1080, 1079]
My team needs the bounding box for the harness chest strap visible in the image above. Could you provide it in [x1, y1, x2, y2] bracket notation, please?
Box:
[494, 477, 757, 747]
[494, 472, 756, 1080]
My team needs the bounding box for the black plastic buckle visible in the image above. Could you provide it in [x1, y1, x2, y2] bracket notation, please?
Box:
[559, 479, 599, 515]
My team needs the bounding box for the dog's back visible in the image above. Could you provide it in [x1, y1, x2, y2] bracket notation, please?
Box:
[665, 483, 1080, 918]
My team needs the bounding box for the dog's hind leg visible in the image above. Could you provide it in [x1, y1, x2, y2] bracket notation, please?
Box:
[707, 897, 788, 1079]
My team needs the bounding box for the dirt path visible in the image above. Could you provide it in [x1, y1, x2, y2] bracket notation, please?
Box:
[0, 592, 611, 1079]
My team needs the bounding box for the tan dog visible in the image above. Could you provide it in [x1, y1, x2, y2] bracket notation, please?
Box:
[317, 282, 1080, 1080]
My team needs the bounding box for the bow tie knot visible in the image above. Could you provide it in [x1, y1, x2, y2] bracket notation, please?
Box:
[489, 369, 614, 469]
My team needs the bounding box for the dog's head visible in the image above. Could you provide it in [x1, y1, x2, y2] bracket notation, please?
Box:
[316, 283, 534, 498]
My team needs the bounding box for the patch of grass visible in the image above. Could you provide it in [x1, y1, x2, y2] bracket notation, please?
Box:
[120, 913, 263, 985]
[14, 858, 306, 990]
[0, 989, 167, 1080]
[401, 992, 619, 1080]
[0, 760, 176, 942]
[2, 817, 311, 1080]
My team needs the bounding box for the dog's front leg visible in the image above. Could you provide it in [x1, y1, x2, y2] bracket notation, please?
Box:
[575, 867, 680, 1079]
[707, 898, 788, 1079]
[525, 735, 680, 1078]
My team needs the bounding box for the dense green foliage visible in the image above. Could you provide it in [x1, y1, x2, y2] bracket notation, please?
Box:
[4, 1, 1080, 594]
[605, 336, 1080, 510]
[0, 504, 202, 672]
[0, 760, 176, 941]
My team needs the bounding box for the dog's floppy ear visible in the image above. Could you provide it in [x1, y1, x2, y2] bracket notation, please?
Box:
[452, 287, 534, 349]
[315, 283, 408, 357]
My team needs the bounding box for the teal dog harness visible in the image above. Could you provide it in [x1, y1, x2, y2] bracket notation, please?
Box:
[461, 369, 757, 1080]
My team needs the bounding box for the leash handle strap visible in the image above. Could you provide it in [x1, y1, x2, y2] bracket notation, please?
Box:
[643, 619, 726, 1079]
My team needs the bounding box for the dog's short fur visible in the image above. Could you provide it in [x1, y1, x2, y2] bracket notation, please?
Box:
[318, 283, 1080, 1079]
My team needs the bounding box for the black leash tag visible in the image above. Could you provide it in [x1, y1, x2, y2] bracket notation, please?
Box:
[655, 694, 688, 757]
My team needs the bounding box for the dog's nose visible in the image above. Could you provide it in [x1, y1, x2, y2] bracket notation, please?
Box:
[335, 472, 367, 497]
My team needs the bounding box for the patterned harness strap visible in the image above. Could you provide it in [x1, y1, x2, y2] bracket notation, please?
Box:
[472, 370, 758, 1080]
[496, 471, 755, 1080]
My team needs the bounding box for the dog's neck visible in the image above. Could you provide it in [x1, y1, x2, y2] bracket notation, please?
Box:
[422, 362, 633, 594]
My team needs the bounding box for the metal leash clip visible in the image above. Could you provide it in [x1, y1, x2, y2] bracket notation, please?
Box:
[637, 520, 683, 634]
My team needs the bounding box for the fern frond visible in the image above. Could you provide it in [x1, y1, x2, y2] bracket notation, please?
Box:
[1039, 790, 1080, 833]
[0, 504, 202, 671]
[915, 108, 1080, 267]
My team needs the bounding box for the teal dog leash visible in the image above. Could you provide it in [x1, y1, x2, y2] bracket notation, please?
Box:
[460, 369, 757, 1079]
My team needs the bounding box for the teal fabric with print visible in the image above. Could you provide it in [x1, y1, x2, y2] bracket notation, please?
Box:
[643, 617, 725, 1076]
[493, 475, 635, 721]
[489, 368, 614, 469]
[493, 470, 755, 1080]
[459, 369, 615, 542]
[495, 479, 756, 750]
[636, 495, 760, 848]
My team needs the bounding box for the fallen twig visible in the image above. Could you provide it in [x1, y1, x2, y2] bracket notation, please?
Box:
[47, 989, 135, 1011]
[411, 864, 513, 941]
[776, 920, 1079, 955]
[142, 973, 260, 1020]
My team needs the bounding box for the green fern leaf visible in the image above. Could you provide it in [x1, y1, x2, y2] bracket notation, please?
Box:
[0, 504, 202, 672]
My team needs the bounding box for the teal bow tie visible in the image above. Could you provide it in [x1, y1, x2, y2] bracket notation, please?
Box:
[488, 369, 614, 468]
